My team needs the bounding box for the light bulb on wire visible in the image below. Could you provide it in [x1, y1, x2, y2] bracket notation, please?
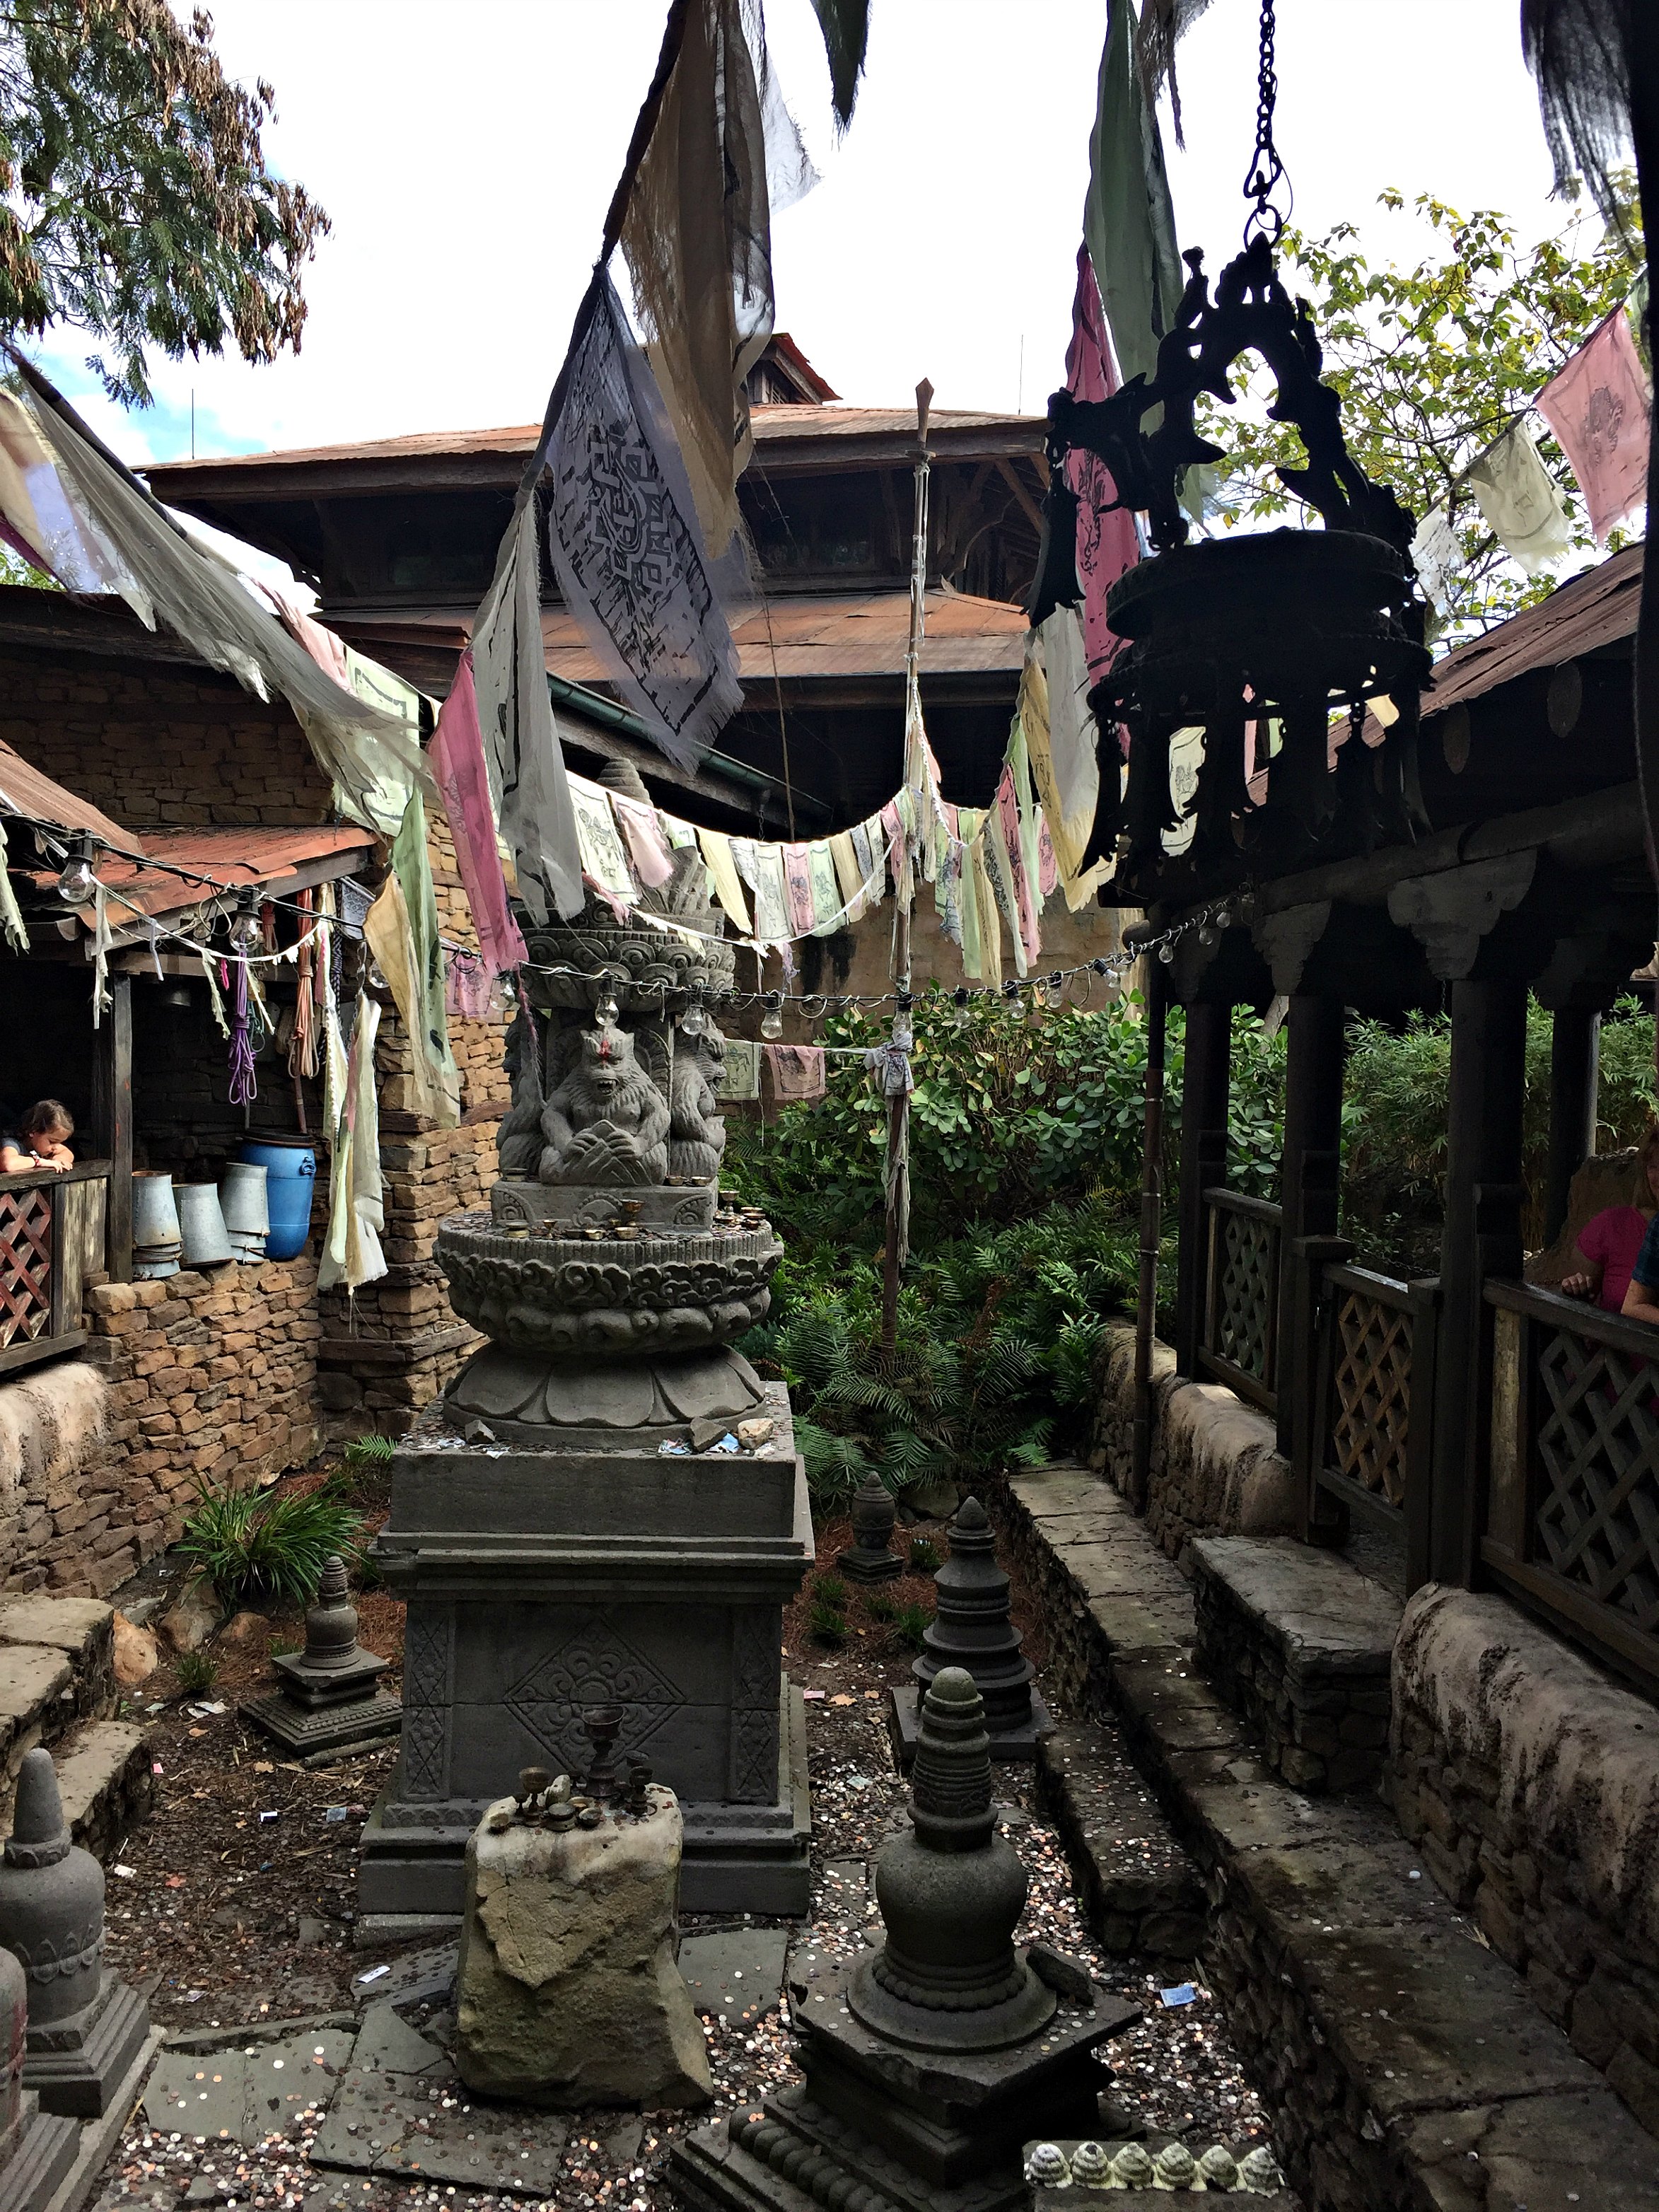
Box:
[759, 992, 784, 1041]
[595, 989, 621, 1028]
[56, 842, 96, 907]
[229, 904, 263, 957]
[1158, 941, 1176, 965]
[1044, 972, 1064, 1011]
[680, 991, 707, 1039]
[953, 986, 972, 1028]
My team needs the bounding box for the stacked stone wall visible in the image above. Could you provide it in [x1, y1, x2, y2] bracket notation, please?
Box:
[0, 1263, 322, 1600]
[1389, 1583, 1659, 2136]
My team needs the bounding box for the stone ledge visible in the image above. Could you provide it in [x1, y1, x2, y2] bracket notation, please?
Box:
[1001, 1465, 1659, 2210]
[1035, 1723, 1206, 1959]
[1192, 1537, 1402, 1795]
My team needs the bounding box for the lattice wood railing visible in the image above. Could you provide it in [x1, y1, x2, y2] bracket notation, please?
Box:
[1485, 1280, 1659, 1689]
[1312, 1261, 1438, 1578]
[1198, 1187, 1281, 1412]
[0, 1164, 107, 1377]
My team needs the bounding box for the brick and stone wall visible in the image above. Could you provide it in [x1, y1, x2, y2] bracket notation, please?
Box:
[0, 1262, 324, 1600]
[1085, 1320, 1298, 1558]
[1389, 1583, 1659, 2136]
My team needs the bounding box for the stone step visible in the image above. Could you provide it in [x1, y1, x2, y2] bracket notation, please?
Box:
[1000, 1465, 1659, 2212]
[55, 1720, 155, 1863]
[0, 1594, 117, 1733]
[1036, 1723, 1205, 1960]
[1189, 1537, 1402, 1795]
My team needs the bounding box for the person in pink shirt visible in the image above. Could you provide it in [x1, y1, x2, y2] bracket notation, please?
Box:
[1560, 1123, 1659, 1312]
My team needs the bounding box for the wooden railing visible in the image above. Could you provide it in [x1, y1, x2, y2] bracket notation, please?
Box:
[1199, 1187, 1282, 1412]
[0, 1161, 108, 1378]
[1310, 1260, 1437, 1583]
[1484, 1279, 1659, 1691]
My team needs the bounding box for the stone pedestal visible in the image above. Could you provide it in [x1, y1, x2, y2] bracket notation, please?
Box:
[891, 1498, 1050, 1764]
[359, 1383, 811, 1929]
[0, 1948, 76, 2212]
[837, 1472, 902, 1585]
[455, 1783, 710, 2108]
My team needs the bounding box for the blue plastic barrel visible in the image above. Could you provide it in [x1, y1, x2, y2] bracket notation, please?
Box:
[237, 1136, 317, 1261]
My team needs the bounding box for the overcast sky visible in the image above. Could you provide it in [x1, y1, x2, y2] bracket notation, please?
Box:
[42, 0, 1568, 472]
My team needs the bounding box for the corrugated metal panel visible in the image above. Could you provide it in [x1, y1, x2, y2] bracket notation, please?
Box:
[1421, 542, 1641, 716]
[24, 824, 376, 927]
[0, 738, 132, 846]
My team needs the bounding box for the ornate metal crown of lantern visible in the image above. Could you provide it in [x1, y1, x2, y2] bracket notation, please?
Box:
[1035, 1, 1433, 897]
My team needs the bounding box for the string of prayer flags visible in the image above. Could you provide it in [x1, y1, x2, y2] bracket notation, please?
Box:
[1538, 307, 1652, 545]
[1465, 420, 1573, 576]
[697, 827, 752, 933]
[714, 1035, 761, 1101]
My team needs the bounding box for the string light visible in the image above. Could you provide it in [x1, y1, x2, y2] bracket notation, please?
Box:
[759, 991, 784, 1041]
[595, 989, 621, 1027]
[679, 989, 707, 1039]
[1044, 971, 1065, 1011]
[953, 986, 971, 1027]
[228, 900, 263, 957]
[55, 839, 95, 906]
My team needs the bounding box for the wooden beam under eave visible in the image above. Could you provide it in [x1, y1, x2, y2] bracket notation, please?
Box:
[997, 460, 1045, 539]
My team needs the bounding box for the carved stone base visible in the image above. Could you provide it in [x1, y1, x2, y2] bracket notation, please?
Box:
[0, 2092, 78, 2212]
[443, 1344, 767, 1436]
[23, 1973, 150, 2119]
[490, 1179, 718, 1233]
[358, 1390, 811, 1920]
[837, 1545, 903, 1585]
[887, 1686, 1053, 1767]
[238, 1689, 404, 1764]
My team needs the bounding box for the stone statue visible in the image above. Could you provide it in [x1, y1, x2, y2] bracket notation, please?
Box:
[668, 1030, 726, 1184]
[497, 1007, 545, 1180]
[539, 1026, 670, 1187]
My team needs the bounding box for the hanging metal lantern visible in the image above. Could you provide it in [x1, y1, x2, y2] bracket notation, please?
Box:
[1044, 1, 1433, 897]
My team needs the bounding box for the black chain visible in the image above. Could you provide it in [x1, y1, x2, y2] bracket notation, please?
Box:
[1242, 0, 1288, 245]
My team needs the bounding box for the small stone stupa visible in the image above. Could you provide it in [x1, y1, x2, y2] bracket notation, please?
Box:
[890, 1497, 1051, 1764]
[837, 1472, 902, 1585]
[0, 1751, 150, 2117]
[0, 1944, 78, 2212]
[240, 1555, 401, 1762]
[673, 1670, 1135, 2212]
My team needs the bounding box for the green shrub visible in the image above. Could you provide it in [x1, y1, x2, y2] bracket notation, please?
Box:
[906, 1537, 941, 1575]
[808, 1600, 848, 1646]
[176, 1648, 217, 1694]
[343, 1433, 393, 1468]
[889, 1603, 933, 1655]
[815, 1573, 849, 1609]
[177, 1477, 363, 1612]
[863, 1591, 898, 1623]
[267, 1634, 301, 1659]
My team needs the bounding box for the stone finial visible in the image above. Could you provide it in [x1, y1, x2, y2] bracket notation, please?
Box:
[850, 1669, 1054, 2053]
[837, 1471, 901, 1583]
[912, 1496, 1036, 1737]
[4, 1754, 69, 1870]
[1238, 2145, 1286, 2193]
[908, 1665, 995, 1852]
[303, 1556, 359, 1670]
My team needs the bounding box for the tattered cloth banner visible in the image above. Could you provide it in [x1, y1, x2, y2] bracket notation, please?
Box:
[1465, 420, 1573, 576]
[1538, 308, 1653, 545]
[545, 276, 744, 774]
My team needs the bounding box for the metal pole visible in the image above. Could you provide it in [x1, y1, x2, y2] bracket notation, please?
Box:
[1131, 961, 1167, 1512]
[881, 379, 931, 1356]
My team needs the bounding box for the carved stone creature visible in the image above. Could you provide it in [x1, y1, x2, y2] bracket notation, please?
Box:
[498, 1008, 546, 1180]
[540, 1028, 670, 1187]
[668, 1030, 726, 1184]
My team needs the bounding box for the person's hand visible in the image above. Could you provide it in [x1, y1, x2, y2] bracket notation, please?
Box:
[1560, 1271, 1594, 1298]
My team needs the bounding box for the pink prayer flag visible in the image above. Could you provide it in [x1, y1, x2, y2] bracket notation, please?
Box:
[996, 767, 1040, 962]
[429, 650, 528, 982]
[1538, 310, 1651, 545]
[610, 793, 674, 888]
[782, 844, 817, 936]
[257, 581, 352, 687]
[1064, 247, 1141, 685]
[1037, 814, 1059, 898]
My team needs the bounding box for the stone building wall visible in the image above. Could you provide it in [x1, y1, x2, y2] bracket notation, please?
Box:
[1389, 1583, 1659, 2136]
[0, 1262, 322, 1600]
[1085, 1319, 1297, 1557]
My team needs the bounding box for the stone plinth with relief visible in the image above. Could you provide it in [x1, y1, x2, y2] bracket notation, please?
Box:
[360, 820, 811, 1931]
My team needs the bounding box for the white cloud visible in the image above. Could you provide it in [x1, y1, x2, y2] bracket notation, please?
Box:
[35, 0, 1565, 472]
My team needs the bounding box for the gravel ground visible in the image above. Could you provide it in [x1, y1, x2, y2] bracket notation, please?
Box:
[90, 1496, 1292, 2212]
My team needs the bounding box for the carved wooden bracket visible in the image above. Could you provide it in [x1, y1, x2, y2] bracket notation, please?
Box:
[1386, 852, 1537, 981]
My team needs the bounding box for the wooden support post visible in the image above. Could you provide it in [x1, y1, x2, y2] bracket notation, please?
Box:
[1429, 977, 1527, 1588]
[1545, 1003, 1600, 1246]
[1403, 1276, 1441, 1597]
[1276, 995, 1346, 1458]
[1130, 963, 1168, 1514]
[1290, 1146, 1352, 1544]
[1175, 998, 1231, 1379]
[90, 972, 132, 1284]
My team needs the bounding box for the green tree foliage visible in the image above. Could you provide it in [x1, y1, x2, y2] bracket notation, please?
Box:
[1199, 184, 1644, 636]
[0, 1, 327, 404]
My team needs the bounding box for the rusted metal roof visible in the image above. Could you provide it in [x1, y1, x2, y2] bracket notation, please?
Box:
[0, 736, 132, 846]
[143, 404, 1045, 501]
[542, 588, 1029, 687]
[24, 824, 376, 931]
[1416, 542, 1641, 718]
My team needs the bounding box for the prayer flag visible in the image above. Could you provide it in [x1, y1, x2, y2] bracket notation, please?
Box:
[429, 650, 528, 984]
[830, 831, 866, 924]
[474, 493, 585, 924]
[1465, 420, 1573, 576]
[1084, 1, 1183, 393]
[782, 843, 817, 936]
[1538, 308, 1651, 545]
[611, 793, 675, 888]
[544, 276, 743, 772]
[697, 827, 752, 934]
[569, 781, 637, 916]
[752, 844, 791, 942]
[1063, 249, 1142, 682]
[808, 842, 842, 934]
[1409, 503, 1462, 616]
